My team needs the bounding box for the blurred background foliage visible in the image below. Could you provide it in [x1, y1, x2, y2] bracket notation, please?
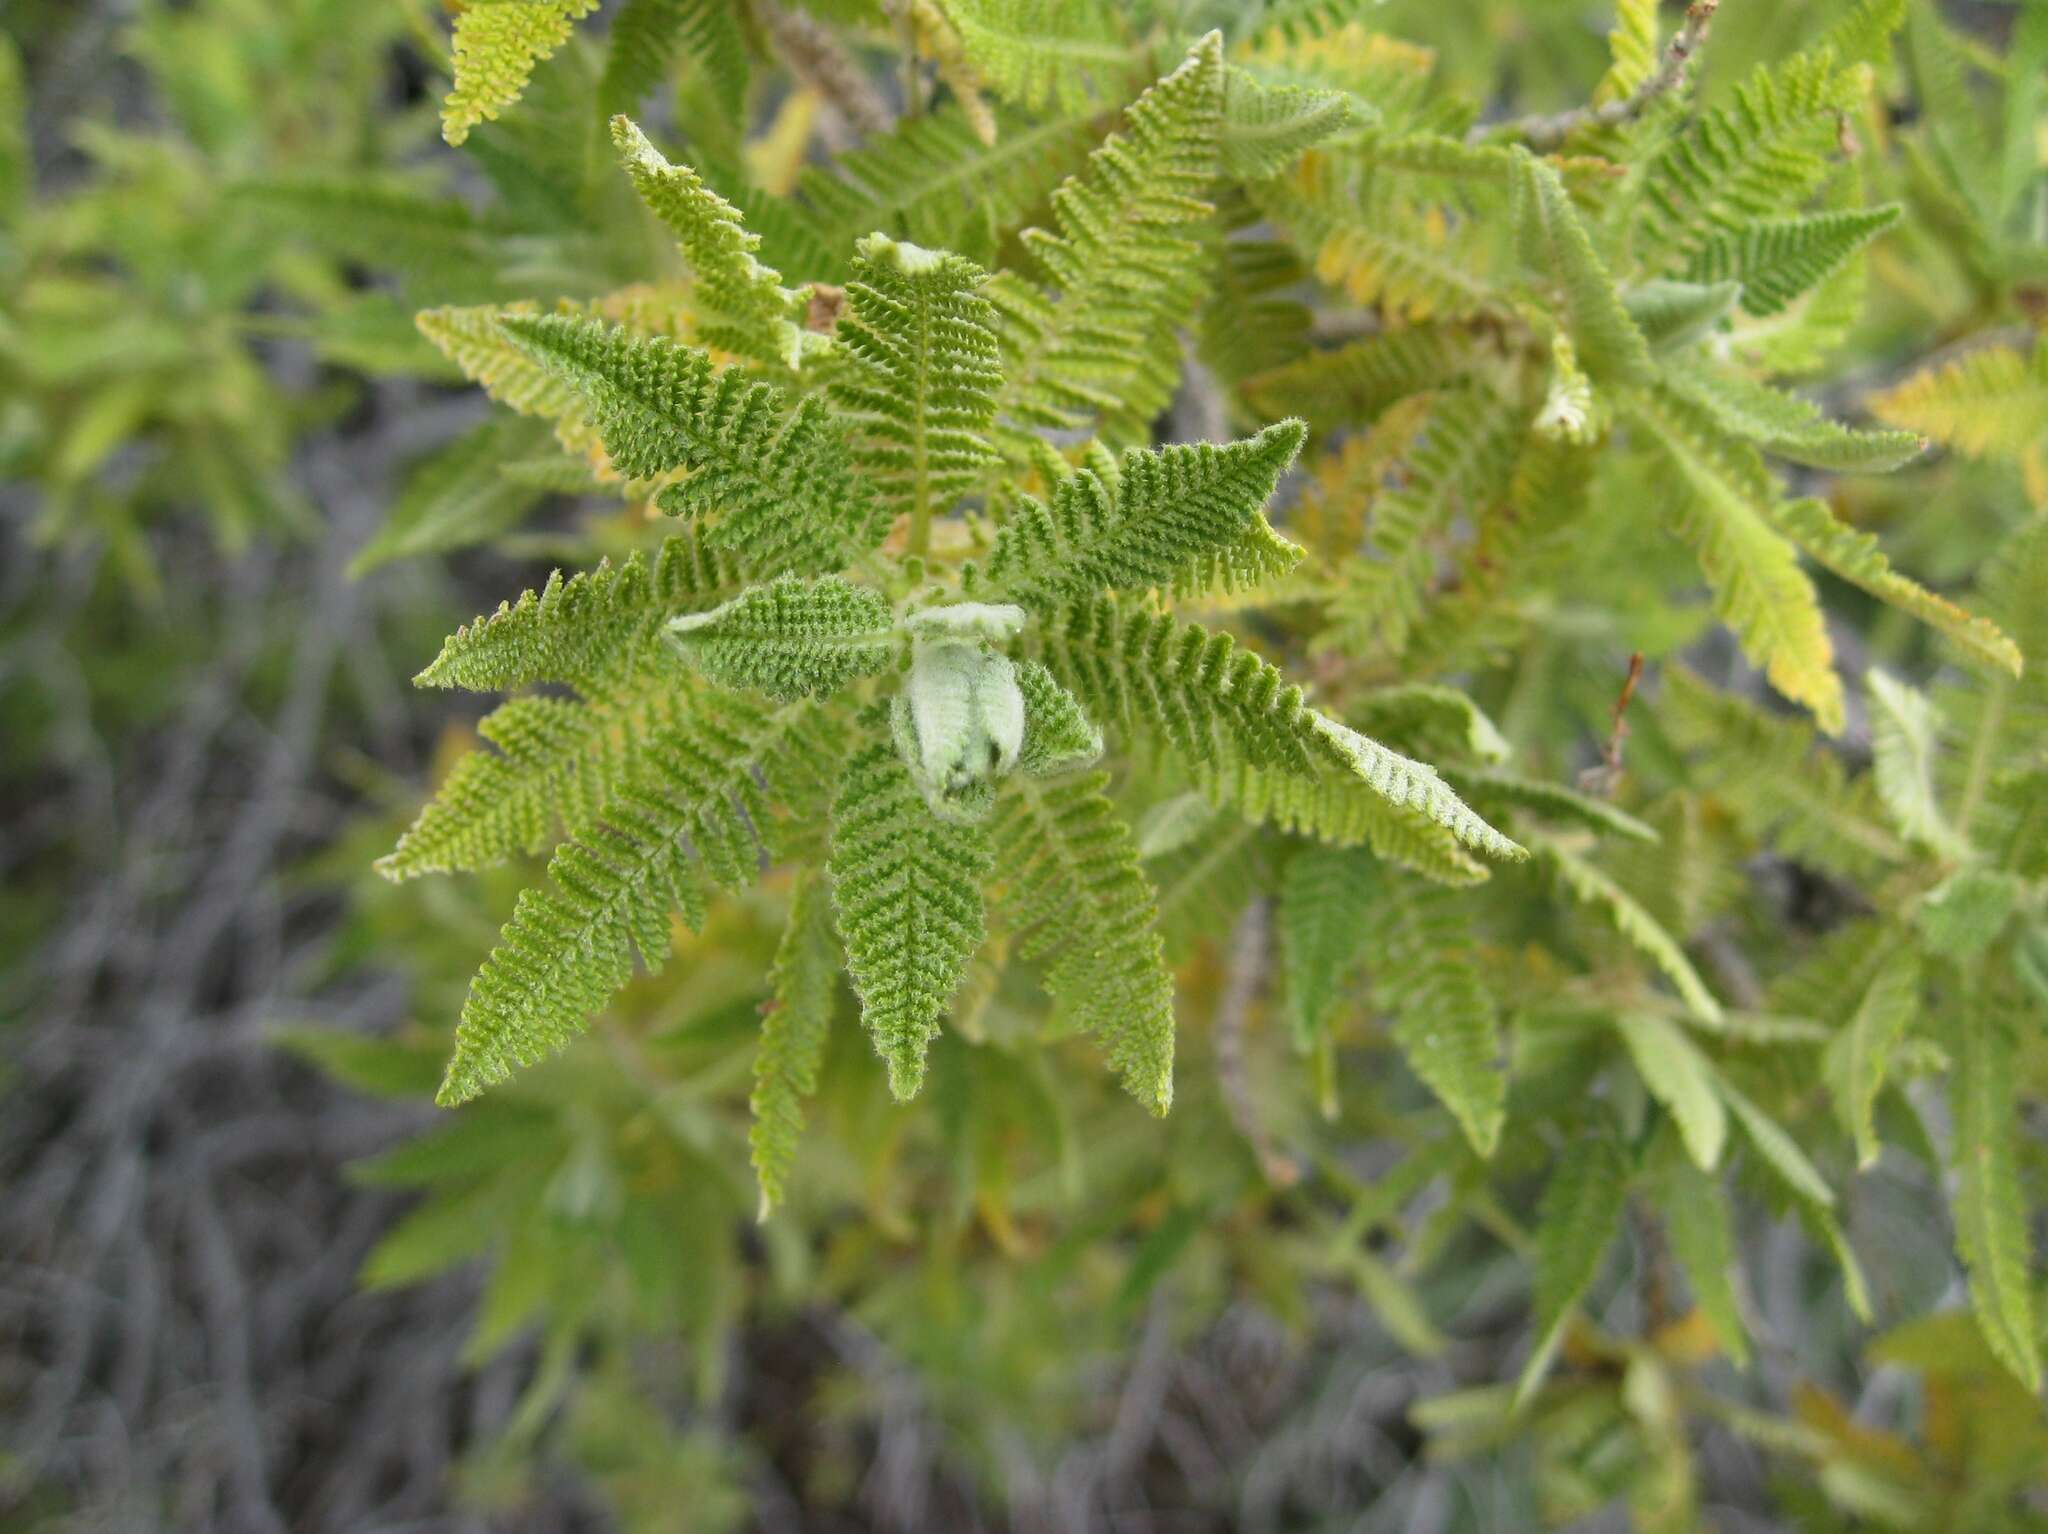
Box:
[2, 2, 2045, 1532]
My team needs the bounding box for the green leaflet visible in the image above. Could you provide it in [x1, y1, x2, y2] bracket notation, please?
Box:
[937, 0, 1141, 114]
[1662, 668, 1907, 882]
[497, 313, 885, 577]
[1623, 279, 1743, 352]
[666, 575, 897, 700]
[829, 739, 993, 1100]
[985, 33, 1225, 446]
[379, 691, 682, 881]
[600, 0, 747, 121]
[1822, 945, 1921, 1170]
[1516, 1128, 1628, 1407]
[1655, 1148, 1751, 1367]
[1871, 339, 2048, 468]
[992, 772, 1177, 1113]
[1948, 999, 2042, 1389]
[415, 533, 743, 695]
[1512, 150, 1652, 385]
[1536, 838, 1723, 1027]
[829, 233, 1003, 532]
[1613, 1011, 1726, 1169]
[1278, 843, 1376, 1051]
[1221, 66, 1357, 179]
[1623, 385, 1843, 733]
[1662, 365, 1925, 474]
[1866, 670, 1965, 857]
[438, 696, 830, 1105]
[1632, 48, 1861, 270]
[1768, 499, 2020, 678]
[750, 872, 842, 1218]
[1357, 870, 1507, 1157]
[440, 0, 600, 146]
[1716, 1079, 1834, 1211]
[1320, 386, 1521, 659]
[796, 100, 1100, 265]
[1013, 658, 1102, 775]
[1685, 206, 1903, 318]
[610, 117, 804, 369]
[965, 422, 1307, 608]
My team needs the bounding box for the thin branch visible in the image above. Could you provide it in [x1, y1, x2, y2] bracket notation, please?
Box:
[1471, 1, 1719, 152]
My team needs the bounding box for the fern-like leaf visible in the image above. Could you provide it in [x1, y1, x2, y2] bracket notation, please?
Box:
[1221, 66, 1357, 179]
[985, 33, 1226, 445]
[1358, 870, 1508, 1156]
[828, 233, 1003, 530]
[798, 100, 1099, 265]
[751, 871, 841, 1217]
[1949, 999, 2043, 1389]
[1279, 843, 1375, 1050]
[829, 739, 993, 1099]
[438, 696, 830, 1104]
[1632, 49, 1861, 269]
[967, 422, 1306, 607]
[1242, 326, 1472, 428]
[442, 0, 599, 146]
[1623, 385, 1843, 732]
[1866, 669, 1965, 856]
[418, 534, 742, 696]
[1321, 387, 1521, 658]
[611, 118, 804, 369]
[936, 0, 1140, 113]
[1259, 151, 1495, 322]
[380, 692, 682, 880]
[1533, 836, 1723, 1026]
[1014, 658, 1102, 774]
[1664, 365, 1924, 473]
[992, 773, 1177, 1112]
[1517, 1128, 1628, 1405]
[1685, 206, 1902, 318]
[1613, 1011, 1727, 1170]
[1656, 1151, 1751, 1366]
[1769, 498, 2020, 677]
[497, 314, 885, 576]
[601, 0, 747, 121]
[1870, 340, 2048, 468]
[1822, 945, 1920, 1170]
[666, 575, 896, 700]
[1662, 668, 1907, 882]
[1513, 150, 1653, 384]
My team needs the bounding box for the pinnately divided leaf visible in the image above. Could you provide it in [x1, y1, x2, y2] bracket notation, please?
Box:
[751, 871, 841, 1218]
[829, 233, 1004, 529]
[1823, 944, 1921, 1170]
[993, 772, 1177, 1112]
[417, 533, 743, 695]
[441, 0, 600, 146]
[1614, 1010, 1727, 1170]
[1517, 1129, 1629, 1406]
[1357, 870, 1508, 1156]
[1624, 385, 1843, 732]
[1949, 995, 2043, 1388]
[967, 423, 1307, 607]
[1279, 843, 1377, 1050]
[438, 696, 829, 1105]
[1871, 340, 2048, 468]
[497, 313, 885, 576]
[666, 575, 897, 700]
[1685, 206, 1902, 317]
[985, 33, 1226, 445]
[611, 117, 804, 369]
[1513, 150, 1653, 385]
[829, 739, 993, 1100]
